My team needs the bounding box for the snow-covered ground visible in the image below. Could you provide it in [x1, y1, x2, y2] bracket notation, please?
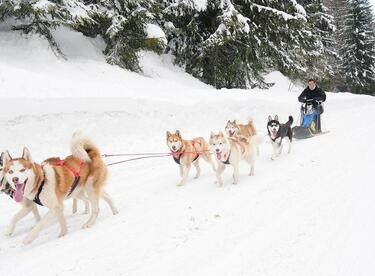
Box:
[0, 28, 375, 276]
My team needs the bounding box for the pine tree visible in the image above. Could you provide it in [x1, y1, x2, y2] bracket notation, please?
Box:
[0, 0, 70, 57]
[301, 0, 335, 89]
[324, 0, 351, 91]
[236, 0, 313, 82]
[0, 0, 347, 92]
[0, 0, 166, 72]
[161, 0, 320, 89]
[73, 0, 166, 72]
[340, 0, 375, 94]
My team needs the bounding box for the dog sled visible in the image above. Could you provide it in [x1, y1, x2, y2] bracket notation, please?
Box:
[292, 101, 329, 139]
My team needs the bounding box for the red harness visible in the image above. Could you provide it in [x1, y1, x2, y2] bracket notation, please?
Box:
[51, 159, 85, 177]
[34, 159, 85, 206]
[171, 140, 201, 164]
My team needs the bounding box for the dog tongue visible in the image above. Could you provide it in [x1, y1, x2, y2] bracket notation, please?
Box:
[14, 183, 24, 203]
[216, 152, 222, 160]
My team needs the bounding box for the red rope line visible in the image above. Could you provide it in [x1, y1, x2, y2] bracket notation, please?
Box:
[102, 150, 210, 158]
[105, 154, 171, 167]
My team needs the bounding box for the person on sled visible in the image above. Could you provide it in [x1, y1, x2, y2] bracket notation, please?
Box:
[298, 79, 326, 133]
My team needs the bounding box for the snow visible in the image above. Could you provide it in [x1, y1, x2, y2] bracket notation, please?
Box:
[32, 0, 55, 10]
[62, 0, 91, 19]
[252, 3, 307, 22]
[193, 0, 208, 11]
[1, 27, 375, 276]
[145, 23, 167, 44]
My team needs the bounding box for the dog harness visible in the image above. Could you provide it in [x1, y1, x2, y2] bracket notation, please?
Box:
[172, 140, 201, 165]
[33, 159, 84, 206]
[220, 152, 231, 165]
[33, 179, 45, 206]
[269, 132, 283, 147]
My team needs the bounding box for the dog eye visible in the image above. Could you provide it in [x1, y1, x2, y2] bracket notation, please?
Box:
[8, 170, 14, 174]
[20, 168, 26, 172]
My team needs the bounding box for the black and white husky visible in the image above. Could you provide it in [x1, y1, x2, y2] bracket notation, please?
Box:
[267, 115, 293, 160]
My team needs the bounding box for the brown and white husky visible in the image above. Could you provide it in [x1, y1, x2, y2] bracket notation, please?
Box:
[1, 154, 91, 238]
[166, 130, 216, 186]
[225, 117, 257, 138]
[225, 117, 259, 155]
[209, 131, 261, 186]
[1, 133, 118, 244]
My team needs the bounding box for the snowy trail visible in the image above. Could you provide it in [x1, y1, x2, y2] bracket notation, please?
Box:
[0, 93, 374, 276]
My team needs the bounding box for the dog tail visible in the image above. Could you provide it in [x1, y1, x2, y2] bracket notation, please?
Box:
[70, 131, 101, 163]
[247, 116, 257, 135]
[286, 116, 293, 126]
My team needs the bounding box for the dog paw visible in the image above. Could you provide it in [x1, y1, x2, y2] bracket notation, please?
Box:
[82, 222, 95, 229]
[81, 223, 90, 229]
[23, 235, 34, 245]
[58, 231, 67, 238]
[4, 228, 13, 237]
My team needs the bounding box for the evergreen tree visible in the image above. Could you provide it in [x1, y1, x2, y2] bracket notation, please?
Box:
[0, 0, 351, 92]
[0, 0, 165, 71]
[0, 0, 70, 57]
[340, 0, 375, 94]
[236, 0, 313, 82]
[324, 0, 351, 91]
[300, 0, 335, 89]
[161, 0, 319, 89]
[72, 0, 166, 72]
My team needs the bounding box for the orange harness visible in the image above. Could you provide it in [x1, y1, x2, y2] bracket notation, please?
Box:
[34, 159, 85, 206]
[172, 140, 201, 165]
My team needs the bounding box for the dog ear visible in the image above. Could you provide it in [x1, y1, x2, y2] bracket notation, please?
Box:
[275, 115, 279, 121]
[210, 131, 215, 138]
[166, 131, 171, 137]
[233, 120, 236, 124]
[2, 151, 12, 165]
[175, 130, 181, 137]
[22, 147, 32, 162]
[268, 115, 272, 122]
[218, 131, 224, 137]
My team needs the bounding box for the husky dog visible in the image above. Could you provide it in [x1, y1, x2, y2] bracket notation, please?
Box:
[225, 117, 260, 155]
[225, 117, 257, 138]
[2, 156, 90, 214]
[1, 133, 118, 244]
[209, 131, 261, 186]
[0, 154, 91, 236]
[1, 151, 41, 221]
[166, 130, 216, 186]
[267, 115, 293, 160]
